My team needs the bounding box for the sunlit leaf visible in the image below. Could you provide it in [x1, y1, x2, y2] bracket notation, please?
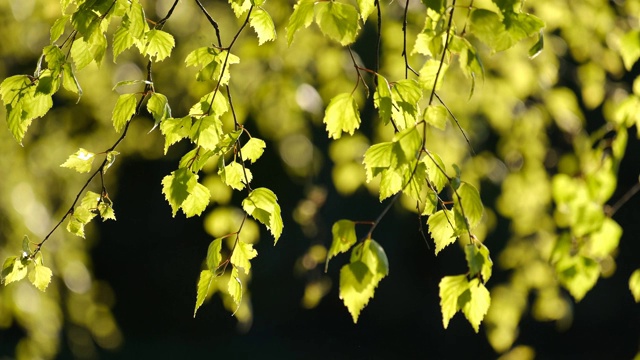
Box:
[455, 182, 484, 230]
[326, 220, 357, 271]
[142, 30, 175, 62]
[194, 269, 215, 317]
[113, 24, 135, 62]
[315, 1, 361, 45]
[287, 0, 315, 45]
[1, 257, 28, 285]
[465, 243, 493, 282]
[356, 0, 375, 22]
[339, 240, 388, 323]
[60, 148, 95, 173]
[556, 255, 600, 301]
[461, 279, 491, 333]
[231, 241, 257, 275]
[161, 168, 197, 217]
[323, 93, 361, 139]
[242, 188, 283, 243]
[620, 30, 640, 71]
[112, 93, 137, 133]
[228, 266, 243, 307]
[147, 93, 171, 129]
[28, 264, 53, 292]
[182, 181, 211, 217]
[50, 15, 70, 43]
[160, 116, 192, 154]
[241, 138, 266, 164]
[391, 79, 422, 130]
[374, 75, 392, 124]
[439, 274, 469, 329]
[206, 238, 223, 270]
[424, 105, 448, 130]
[250, 8, 277, 45]
[428, 209, 457, 255]
[229, 0, 251, 17]
[219, 162, 253, 190]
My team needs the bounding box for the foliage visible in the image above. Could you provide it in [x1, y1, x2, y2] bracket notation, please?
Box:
[0, 0, 639, 358]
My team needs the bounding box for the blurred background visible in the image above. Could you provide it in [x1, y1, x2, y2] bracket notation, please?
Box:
[1, 0, 640, 359]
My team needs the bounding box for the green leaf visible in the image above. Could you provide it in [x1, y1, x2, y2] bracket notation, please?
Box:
[160, 116, 192, 154]
[428, 209, 457, 255]
[363, 142, 394, 182]
[461, 279, 491, 333]
[190, 115, 224, 151]
[194, 269, 215, 317]
[22, 235, 31, 255]
[465, 242, 493, 282]
[287, 0, 316, 45]
[620, 30, 640, 71]
[455, 182, 484, 230]
[179, 148, 215, 172]
[70, 38, 93, 70]
[528, 31, 544, 59]
[112, 93, 137, 133]
[424, 105, 448, 130]
[250, 8, 277, 45]
[98, 202, 116, 221]
[587, 218, 622, 258]
[323, 93, 361, 139]
[61, 63, 83, 101]
[147, 93, 171, 128]
[374, 75, 392, 124]
[28, 264, 53, 291]
[206, 238, 223, 270]
[229, 0, 251, 17]
[113, 24, 135, 62]
[326, 220, 357, 271]
[219, 161, 253, 190]
[242, 188, 283, 243]
[391, 79, 422, 130]
[71, 7, 101, 40]
[470, 9, 544, 52]
[104, 150, 120, 174]
[629, 269, 640, 302]
[142, 30, 175, 62]
[181, 181, 211, 217]
[1, 257, 29, 285]
[60, 148, 96, 173]
[339, 239, 389, 323]
[419, 59, 448, 92]
[126, 1, 148, 39]
[315, 1, 361, 45]
[424, 152, 448, 193]
[556, 255, 600, 301]
[228, 266, 243, 308]
[356, 0, 375, 22]
[439, 274, 469, 329]
[50, 15, 70, 43]
[161, 168, 197, 217]
[231, 241, 257, 275]
[241, 138, 266, 164]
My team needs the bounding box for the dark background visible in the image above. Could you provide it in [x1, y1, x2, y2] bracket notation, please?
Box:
[76, 123, 640, 359]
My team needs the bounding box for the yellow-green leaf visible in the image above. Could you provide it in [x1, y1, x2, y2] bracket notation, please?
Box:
[323, 93, 361, 139]
[60, 148, 96, 173]
[326, 220, 357, 271]
[28, 264, 53, 291]
[230, 241, 258, 274]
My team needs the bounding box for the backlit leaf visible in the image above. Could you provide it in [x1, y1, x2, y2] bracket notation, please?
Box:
[160, 116, 192, 154]
[374, 75, 392, 124]
[231, 241, 257, 274]
[161, 168, 197, 217]
[194, 269, 215, 317]
[339, 240, 388, 323]
[228, 266, 243, 307]
[241, 138, 266, 164]
[113, 24, 135, 62]
[142, 30, 175, 62]
[28, 264, 53, 292]
[465, 243, 493, 282]
[250, 8, 277, 45]
[455, 182, 484, 230]
[363, 142, 394, 182]
[439, 274, 469, 329]
[219, 162, 253, 190]
[620, 30, 640, 71]
[147, 93, 171, 129]
[556, 255, 600, 301]
[112, 93, 137, 133]
[326, 220, 357, 271]
[50, 15, 70, 43]
[206, 238, 223, 270]
[323, 93, 361, 139]
[60, 148, 95, 173]
[424, 105, 448, 130]
[182, 182, 211, 217]
[428, 209, 457, 255]
[229, 0, 251, 17]
[461, 279, 491, 333]
[315, 1, 361, 45]
[391, 79, 422, 130]
[1, 257, 28, 285]
[242, 188, 283, 243]
[356, 0, 375, 22]
[287, 0, 315, 45]
[190, 116, 224, 151]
